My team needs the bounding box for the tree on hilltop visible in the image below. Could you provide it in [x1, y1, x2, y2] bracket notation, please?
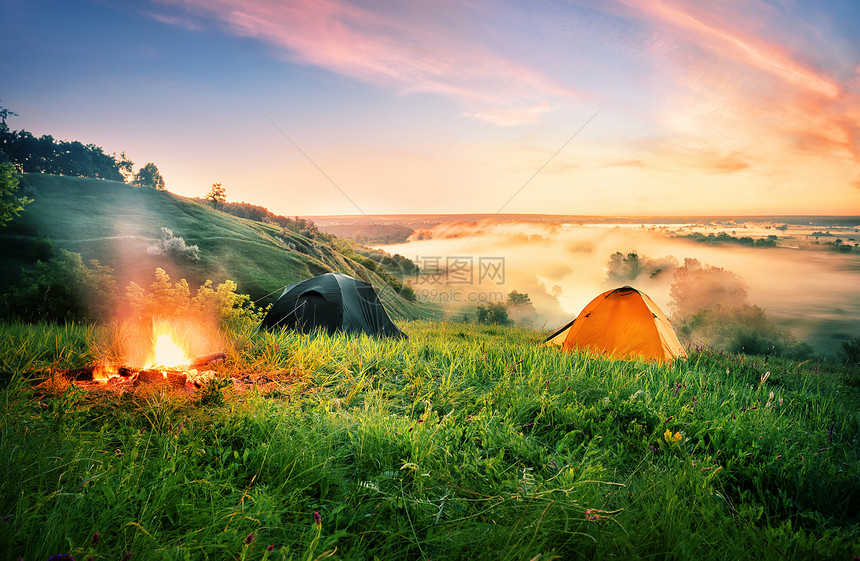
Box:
[207, 182, 226, 209]
[133, 162, 166, 190]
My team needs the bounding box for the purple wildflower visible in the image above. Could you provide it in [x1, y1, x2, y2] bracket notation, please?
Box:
[313, 511, 322, 526]
[48, 556, 75, 561]
[92, 531, 100, 546]
[267, 545, 275, 552]
[244, 533, 254, 545]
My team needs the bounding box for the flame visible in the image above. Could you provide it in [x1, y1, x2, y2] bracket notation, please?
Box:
[93, 360, 118, 383]
[146, 321, 191, 369]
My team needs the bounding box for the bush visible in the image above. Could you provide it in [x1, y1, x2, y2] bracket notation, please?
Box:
[677, 303, 812, 359]
[1, 249, 116, 322]
[125, 268, 262, 327]
[146, 227, 200, 262]
[476, 302, 511, 325]
[839, 336, 860, 366]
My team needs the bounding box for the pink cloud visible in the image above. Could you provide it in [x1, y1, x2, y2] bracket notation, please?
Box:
[608, 0, 860, 170]
[153, 0, 580, 125]
[623, 0, 841, 98]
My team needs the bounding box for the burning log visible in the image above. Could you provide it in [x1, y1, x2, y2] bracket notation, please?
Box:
[189, 352, 227, 368]
[135, 369, 189, 388]
[65, 366, 95, 381]
[167, 371, 187, 387]
[136, 369, 166, 385]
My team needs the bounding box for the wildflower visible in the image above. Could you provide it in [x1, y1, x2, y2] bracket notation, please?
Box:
[663, 429, 682, 443]
[244, 533, 254, 545]
[48, 555, 75, 561]
[1, 514, 11, 523]
[267, 545, 275, 552]
[121, 553, 133, 561]
[584, 509, 602, 522]
[672, 383, 681, 397]
[313, 511, 322, 526]
[827, 424, 834, 444]
[92, 531, 100, 546]
[417, 418, 425, 423]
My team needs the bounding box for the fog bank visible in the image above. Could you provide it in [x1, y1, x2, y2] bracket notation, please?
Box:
[379, 220, 860, 354]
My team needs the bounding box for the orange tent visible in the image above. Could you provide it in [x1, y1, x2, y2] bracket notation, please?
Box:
[545, 286, 686, 363]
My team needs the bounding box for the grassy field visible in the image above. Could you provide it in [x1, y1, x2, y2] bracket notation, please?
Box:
[0, 174, 436, 321]
[1, 320, 858, 560]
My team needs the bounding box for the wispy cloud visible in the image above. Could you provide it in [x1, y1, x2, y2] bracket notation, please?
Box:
[150, 0, 580, 125]
[598, 0, 860, 181]
[142, 10, 202, 31]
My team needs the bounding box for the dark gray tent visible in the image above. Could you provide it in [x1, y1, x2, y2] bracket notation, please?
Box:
[259, 273, 405, 338]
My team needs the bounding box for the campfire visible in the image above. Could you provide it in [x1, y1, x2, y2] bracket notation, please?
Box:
[71, 320, 226, 390]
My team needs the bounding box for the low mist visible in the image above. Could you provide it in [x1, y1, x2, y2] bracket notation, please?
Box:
[379, 220, 860, 354]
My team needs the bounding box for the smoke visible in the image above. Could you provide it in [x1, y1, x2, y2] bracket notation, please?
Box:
[380, 220, 860, 354]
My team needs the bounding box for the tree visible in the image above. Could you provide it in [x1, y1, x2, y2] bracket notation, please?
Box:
[0, 161, 32, 227]
[207, 182, 226, 209]
[668, 258, 748, 319]
[133, 162, 166, 190]
[506, 290, 536, 324]
[0, 100, 18, 163]
[606, 251, 678, 282]
[476, 302, 510, 325]
[0, 100, 16, 132]
[117, 152, 134, 183]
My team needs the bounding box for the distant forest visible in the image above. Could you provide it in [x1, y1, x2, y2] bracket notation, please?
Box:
[195, 199, 335, 242]
[675, 231, 779, 248]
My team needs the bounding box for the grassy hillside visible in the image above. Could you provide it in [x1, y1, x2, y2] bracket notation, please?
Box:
[0, 320, 857, 560]
[0, 174, 438, 320]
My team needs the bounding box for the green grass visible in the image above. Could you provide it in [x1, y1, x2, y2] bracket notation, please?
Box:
[1, 320, 858, 560]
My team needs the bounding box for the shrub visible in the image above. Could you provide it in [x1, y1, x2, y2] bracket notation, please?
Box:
[146, 227, 200, 262]
[125, 268, 262, 327]
[476, 302, 511, 325]
[1, 249, 116, 322]
[838, 336, 860, 366]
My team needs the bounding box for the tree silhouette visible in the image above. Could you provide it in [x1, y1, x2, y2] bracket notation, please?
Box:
[207, 182, 226, 209]
[133, 163, 166, 190]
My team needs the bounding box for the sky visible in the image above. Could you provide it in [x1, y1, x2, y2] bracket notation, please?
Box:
[3, 0, 860, 216]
